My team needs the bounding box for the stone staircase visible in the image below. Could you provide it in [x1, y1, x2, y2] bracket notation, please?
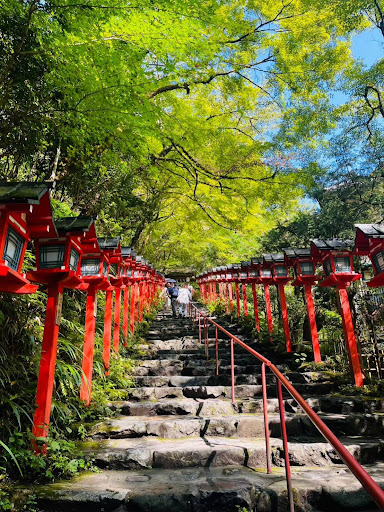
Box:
[36, 309, 384, 511]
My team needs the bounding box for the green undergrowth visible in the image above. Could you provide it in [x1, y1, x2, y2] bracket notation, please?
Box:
[0, 282, 161, 488]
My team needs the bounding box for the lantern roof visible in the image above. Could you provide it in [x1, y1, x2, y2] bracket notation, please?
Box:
[241, 260, 251, 267]
[263, 253, 285, 263]
[98, 237, 121, 250]
[311, 238, 354, 256]
[121, 247, 136, 258]
[284, 247, 311, 259]
[354, 224, 384, 237]
[251, 257, 263, 265]
[55, 216, 94, 235]
[0, 182, 57, 237]
[354, 224, 384, 255]
[0, 181, 51, 203]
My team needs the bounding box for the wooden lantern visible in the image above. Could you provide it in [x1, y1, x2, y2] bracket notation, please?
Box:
[0, 182, 56, 294]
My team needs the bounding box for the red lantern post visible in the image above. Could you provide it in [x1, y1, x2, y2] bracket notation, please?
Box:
[311, 239, 363, 387]
[258, 262, 274, 342]
[285, 248, 321, 362]
[250, 258, 261, 332]
[28, 216, 94, 441]
[98, 238, 123, 354]
[264, 254, 292, 353]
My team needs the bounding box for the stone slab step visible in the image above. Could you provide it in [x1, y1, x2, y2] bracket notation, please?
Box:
[110, 396, 384, 418]
[127, 382, 336, 401]
[82, 436, 384, 471]
[33, 464, 384, 512]
[90, 411, 384, 440]
[133, 374, 261, 387]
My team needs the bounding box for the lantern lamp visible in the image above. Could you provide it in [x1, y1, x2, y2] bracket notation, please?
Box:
[354, 224, 384, 288]
[0, 182, 56, 294]
[284, 248, 317, 286]
[311, 239, 359, 287]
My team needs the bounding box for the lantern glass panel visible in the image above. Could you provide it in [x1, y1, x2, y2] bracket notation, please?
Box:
[40, 244, 65, 269]
[81, 258, 100, 276]
[334, 257, 351, 273]
[275, 266, 287, 276]
[103, 261, 108, 276]
[250, 270, 258, 277]
[240, 272, 248, 278]
[372, 250, 384, 275]
[233, 272, 239, 278]
[226, 273, 231, 279]
[261, 269, 271, 277]
[69, 247, 80, 272]
[323, 258, 332, 276]
[3, 227, 24, 270]
[127, 269, 132, 277]
[134, 270, 139, 277]
[300, 261, 315, 275]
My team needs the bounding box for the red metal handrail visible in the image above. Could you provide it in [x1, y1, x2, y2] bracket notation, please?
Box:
[188, 303, 384, 511]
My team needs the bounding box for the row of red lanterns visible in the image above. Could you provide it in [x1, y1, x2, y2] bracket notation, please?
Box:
[0, 182, 164, 446]
[197, 226, 384, 388]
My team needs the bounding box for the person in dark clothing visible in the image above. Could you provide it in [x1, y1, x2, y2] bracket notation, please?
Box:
[167, 284, 179, 318]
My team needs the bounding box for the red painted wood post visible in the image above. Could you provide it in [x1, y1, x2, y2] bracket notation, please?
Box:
[304, 283, 321, 362]
[80, 286, 97, 405]
[113, 287, 121, 353]
[139, 283, 144, 322]
[102, 289, 113, 374]
[338, 285, 364, 387]
[122, 286, 129, 346]
[224, 283, 229, 314]
[129, 284, 136, 334]
[252, 282, 260, 332]
[235, 282, 241, 318]
[277, 283, 292, 353]
[216, 326, 219, 376]
[134, 283, 139, 322]
[276, 379, 294, 512]
[213, 282, 217, 302]
[264, 284, 273, 341]
[32, 281, 64, 442]
[228, 282, 234, 312]
[231, 338, 235, 404]
[242, 283, 248, 317]
[261, 363, 271, 474]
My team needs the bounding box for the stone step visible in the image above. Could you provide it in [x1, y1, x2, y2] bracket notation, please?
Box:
[33, 463, 384, 512]
[90, 411, 384, 440]
[133, 366, 335, 385]
[82, 435, 384, 471]
[127, 382, 336, 401]
[133, 374, 261, 387]
[110, 396, 384, 418]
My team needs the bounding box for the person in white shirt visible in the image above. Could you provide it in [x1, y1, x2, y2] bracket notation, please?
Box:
[160, 283, 171, 308]
[177, 284, 192, 318]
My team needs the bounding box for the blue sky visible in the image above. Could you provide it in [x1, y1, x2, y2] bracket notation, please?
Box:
[353, 28, 383, 66]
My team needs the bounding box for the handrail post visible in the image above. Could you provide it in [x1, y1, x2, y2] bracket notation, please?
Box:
[231, 337, 235, 404]
[276, 379, 294, 512]
[216, 326, 219, 376]
[262, 363, 271, 474]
